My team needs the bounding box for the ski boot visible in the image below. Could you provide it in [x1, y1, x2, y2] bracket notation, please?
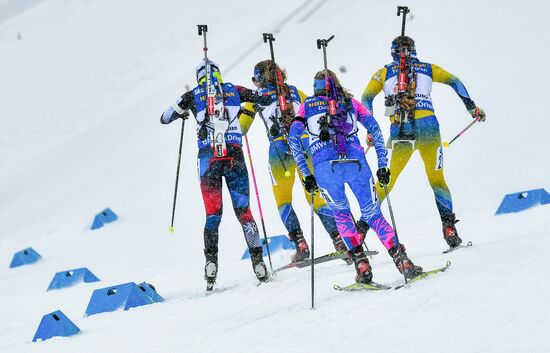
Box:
[204, 250, 218, 291]
[289, 230, 310, 263]
[356, 220, 370, 243]
[249, 247, 269, 283]
[388, 244, 423, 279]
[351, 245, 373, 284]
[442, 213, 462, 248]
[330, 231, 353, 265]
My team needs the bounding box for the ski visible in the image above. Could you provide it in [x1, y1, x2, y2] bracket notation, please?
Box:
[333, 281, 392, 291]
[394, 260, 451, 290]
[274, 250, 378, 273]
[443, 241, 473, 254]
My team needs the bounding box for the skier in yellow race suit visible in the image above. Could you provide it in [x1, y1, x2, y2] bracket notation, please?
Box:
[362, 36, 486, 249]
[239, 60, 348, 263]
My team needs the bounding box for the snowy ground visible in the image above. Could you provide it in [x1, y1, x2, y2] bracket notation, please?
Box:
[1, 1, 549, 352]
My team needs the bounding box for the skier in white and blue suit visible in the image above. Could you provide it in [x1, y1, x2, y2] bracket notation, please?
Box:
[161, 59, 271, 289]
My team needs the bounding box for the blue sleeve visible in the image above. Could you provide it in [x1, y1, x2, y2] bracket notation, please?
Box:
[288, 119, 311, 177]
[357, 110, 388, 169]
[161, 97, 184, 124]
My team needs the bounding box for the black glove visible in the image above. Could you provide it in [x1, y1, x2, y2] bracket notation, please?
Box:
[376, 167, 391, 187]
[255, 94, 272, 106]
[302, 175, 319, 194]
[178, 110, 190, 120]
[269, 122, 281, 137]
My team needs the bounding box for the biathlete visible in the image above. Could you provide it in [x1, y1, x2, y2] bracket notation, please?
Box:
[239, 60, 348, 263]
[161, 59, 272, 289]
[288, 69, 423, 283]
[362, 36, 486, 249]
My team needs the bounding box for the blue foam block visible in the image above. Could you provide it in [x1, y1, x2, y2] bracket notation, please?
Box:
[495, 188, 550, 215]
[47, 267, 100, 291]
[241, 235, 296, 260]
[85, 281, 163, 316]
[91, 208, 118, 230]
[9, 247, 42, 268]
[32, 310, 81, 342]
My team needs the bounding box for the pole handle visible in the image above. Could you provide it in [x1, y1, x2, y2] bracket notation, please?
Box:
[316, 35, 335, 49]
[397, 6, 410, 37]
[397, 6, 410, 16]
[262, 33, 274, 43]
[197, 25, 208, 35]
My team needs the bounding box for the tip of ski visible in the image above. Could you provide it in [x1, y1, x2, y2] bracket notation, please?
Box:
[334, 281, 392, 291]
[443, 241, 473, 254]
[394, 261, 451, 290]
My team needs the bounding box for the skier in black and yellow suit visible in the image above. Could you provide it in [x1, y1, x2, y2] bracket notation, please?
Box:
[239, 60, 348, 263]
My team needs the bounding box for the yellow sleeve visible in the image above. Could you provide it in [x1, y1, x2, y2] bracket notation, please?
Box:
[298, 89, 308, 103]
[361, 67, 386, 112]
[431, 64, 475, 109]
[238, 102, 257, 136]
[431, 64, 456, 84]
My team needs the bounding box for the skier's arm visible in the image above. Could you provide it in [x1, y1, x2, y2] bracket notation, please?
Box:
[238, 103, 257, 136]
[431, 64, 476, 110]
[160, 91, 195, 124]
[298, 89, 308, 103]
[361, 67, 386, 112]
[354, 99, 388, 169]
[235, 85, 271, 105]
[288, 105, 312, 176]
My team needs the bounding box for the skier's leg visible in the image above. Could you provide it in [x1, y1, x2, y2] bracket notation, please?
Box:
[349, 157, 423, 278]
[375, 126, 415, 203]
[225, 146, 267, 280]
[315, 162, 360, 250]
[315, 161, 372, 283]
[348, 157, 396, 251]
[269, 145, 302, 234]
[416, 116, 461, 247]
[298, 157, 342, 250]
[268, 145, 310, 261]
[198, 153, 223, 284]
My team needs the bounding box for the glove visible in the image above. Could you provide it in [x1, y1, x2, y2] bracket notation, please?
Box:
[269, 121, 281, 137]
[469, 107, 486, 122]
[255, 94, 272, 106]
[376, 167, 391, 187]
[178, 110, 190, 120]
[302, 175, 319, 194]
[366, 134, 374, 147]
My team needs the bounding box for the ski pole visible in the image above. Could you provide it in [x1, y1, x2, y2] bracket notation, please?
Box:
[442, 119, 477, 147]
[169, 113, 188, 233]
[310, 191, 315, 310]
[243, 135, 274, 272]
[383, 185, 408, 284]
[254, 105, 291, 177]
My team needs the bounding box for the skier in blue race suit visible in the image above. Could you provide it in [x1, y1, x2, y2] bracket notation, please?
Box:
[288, 70, 423, 283]
[160, 59, 271, 290]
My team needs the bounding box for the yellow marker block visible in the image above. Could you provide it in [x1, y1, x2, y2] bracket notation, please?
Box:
[442, 141, 450, 148]
[284, 170, 291, 177]
[169, 226, 175, 233]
